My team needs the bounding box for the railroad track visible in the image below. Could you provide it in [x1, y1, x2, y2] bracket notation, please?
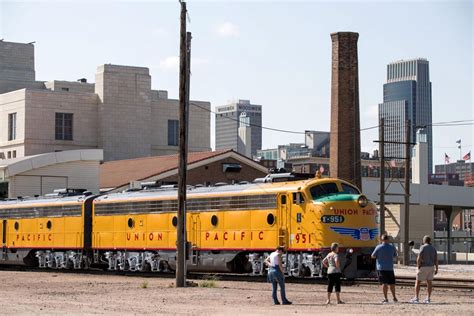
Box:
[1, 266, 473, 291]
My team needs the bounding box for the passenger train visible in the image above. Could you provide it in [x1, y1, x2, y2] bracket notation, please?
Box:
[0, 175, 378, 278]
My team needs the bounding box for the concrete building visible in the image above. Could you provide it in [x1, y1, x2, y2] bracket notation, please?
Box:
[215, 100, 262, 157]
[237, 112, 252, 158]
[0, 149, 103, 199]
[289, 155, 405, 179]
[329, 32, 361, 188]
[379, 58, 433, 173]
[304, 130, 330, 157]
[100, 149, 268, 192]
[435, 160, 474, 182]
[0, 41, 211, 161]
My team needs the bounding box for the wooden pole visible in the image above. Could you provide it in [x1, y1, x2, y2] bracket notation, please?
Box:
[403, 120, 411, 265]
[379, 118, 385, 236]
[176, 0, 187, 288]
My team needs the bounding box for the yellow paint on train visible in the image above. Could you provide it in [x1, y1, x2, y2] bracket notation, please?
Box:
[92, 178, 378, 252]
[1, 202, 85, 250]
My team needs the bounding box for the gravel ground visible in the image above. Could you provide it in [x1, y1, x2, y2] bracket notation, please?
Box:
[0, 270, 472, 315]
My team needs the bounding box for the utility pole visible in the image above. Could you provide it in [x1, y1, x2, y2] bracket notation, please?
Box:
[375, 119, 414, 265]
[379, 118, 385, 235]
[403, 120, 411, 265]
[176, 0, 188, 288]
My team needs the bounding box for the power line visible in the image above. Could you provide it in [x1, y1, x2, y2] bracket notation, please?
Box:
[190, 102, 379, 135]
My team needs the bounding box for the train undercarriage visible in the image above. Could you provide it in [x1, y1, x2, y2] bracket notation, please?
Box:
[0, 247, 375, 279]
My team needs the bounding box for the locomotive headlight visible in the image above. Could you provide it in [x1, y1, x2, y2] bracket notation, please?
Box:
[357, 195, 368, 208]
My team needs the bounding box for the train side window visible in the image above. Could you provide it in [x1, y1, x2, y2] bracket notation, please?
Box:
[127, 218, 135, 229]
[281, 195, 287, 205]
[172, 216, 178, 227]
[46, 220, 52, 230]
[292, 192, 304, 204]
[267, 213, 275, 226]
[14, 222, 19, 231]
[211, 215, 218, 226]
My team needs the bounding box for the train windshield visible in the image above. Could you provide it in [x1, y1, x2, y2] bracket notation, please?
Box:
[341, 183, 360, 194]
[309, 183, 339, 200]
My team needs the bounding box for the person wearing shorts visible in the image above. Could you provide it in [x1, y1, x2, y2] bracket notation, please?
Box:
[410, 235, 438, 304]
[371, 234, 398, 304]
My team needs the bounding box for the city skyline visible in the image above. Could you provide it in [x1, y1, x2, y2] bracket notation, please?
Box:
[1, 1, 472, 166]
[379, 58, 433, 172]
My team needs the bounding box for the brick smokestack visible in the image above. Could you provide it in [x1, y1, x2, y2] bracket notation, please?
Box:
[329, 32, 362, 189]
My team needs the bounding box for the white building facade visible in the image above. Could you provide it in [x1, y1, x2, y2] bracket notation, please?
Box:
[0, 41, 211, 161]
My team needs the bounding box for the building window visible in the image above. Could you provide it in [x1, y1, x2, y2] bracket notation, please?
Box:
[12, 150, 16, 158]
[167, 120, 179, 146]
[61, 87, 69, 92]
[55, 113, 73, 140]
[8, 113, 17, 141]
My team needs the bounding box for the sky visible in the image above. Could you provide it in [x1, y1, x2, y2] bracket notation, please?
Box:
[1, 0, 472, 167]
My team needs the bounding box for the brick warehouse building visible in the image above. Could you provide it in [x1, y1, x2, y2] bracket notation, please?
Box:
[100, 149, 268, 192]
[0, 41, 211, 161]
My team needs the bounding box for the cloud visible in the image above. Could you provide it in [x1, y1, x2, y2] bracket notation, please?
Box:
[159, 56, 179, 70]
[215, 22, 240, 38]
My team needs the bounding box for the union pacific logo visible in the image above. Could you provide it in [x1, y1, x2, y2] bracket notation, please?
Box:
[330, 227, 378, 241]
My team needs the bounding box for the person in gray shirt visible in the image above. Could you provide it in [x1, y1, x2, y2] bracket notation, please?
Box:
[410, 235, 438, 304]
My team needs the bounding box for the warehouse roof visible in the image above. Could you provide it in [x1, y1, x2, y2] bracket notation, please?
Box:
[100, 149, 268, 190]
[0, 149, 103, 180]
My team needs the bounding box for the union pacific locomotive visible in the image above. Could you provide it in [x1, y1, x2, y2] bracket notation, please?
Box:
[0, 177, 378, 278]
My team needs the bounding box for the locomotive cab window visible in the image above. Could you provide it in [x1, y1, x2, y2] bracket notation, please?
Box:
[292, 192, 305, 204]
[310, 183, 339, 200]
[341, 183, 360, 195]
[280, 195, 287, 205]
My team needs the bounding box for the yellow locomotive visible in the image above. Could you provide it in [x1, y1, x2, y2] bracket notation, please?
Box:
[0, 177, 378, 278]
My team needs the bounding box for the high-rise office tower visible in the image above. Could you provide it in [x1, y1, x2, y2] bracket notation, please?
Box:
[215, 100, 262, 157]
[379, 58, 433, 173]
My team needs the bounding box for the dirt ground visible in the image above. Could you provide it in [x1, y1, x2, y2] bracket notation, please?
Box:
[0, 267, 472, 315]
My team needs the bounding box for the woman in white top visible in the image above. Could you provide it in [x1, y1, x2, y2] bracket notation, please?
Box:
[322, 242, 344, 304]
[264, 246, 292, 305]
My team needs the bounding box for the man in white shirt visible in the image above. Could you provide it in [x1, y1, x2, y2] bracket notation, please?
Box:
[264, 246, 292, 305]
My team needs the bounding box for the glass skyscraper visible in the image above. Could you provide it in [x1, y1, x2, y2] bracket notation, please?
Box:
[378, 58, 433, 173]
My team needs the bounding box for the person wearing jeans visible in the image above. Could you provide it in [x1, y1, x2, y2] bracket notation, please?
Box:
[265, 246, 292, 305]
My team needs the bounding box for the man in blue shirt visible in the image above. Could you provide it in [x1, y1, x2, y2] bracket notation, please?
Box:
[371, 234, 398, 304]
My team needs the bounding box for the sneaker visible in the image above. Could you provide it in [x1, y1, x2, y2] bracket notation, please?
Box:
[424, 298, 430, 304]
[274, 301, 280, 305]
[393, 297, 398, 303]
[282, 301, 292, 305]
[381, 299, 389, 304]
[410, 297, 419, 304]
[337, 300, 345, 304]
